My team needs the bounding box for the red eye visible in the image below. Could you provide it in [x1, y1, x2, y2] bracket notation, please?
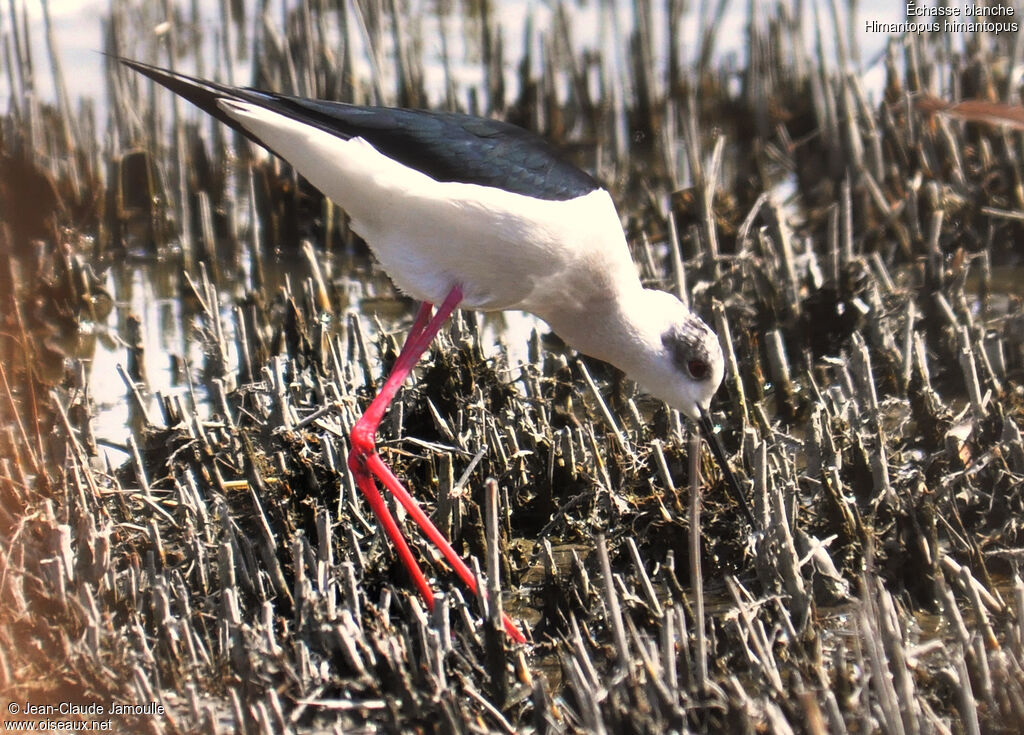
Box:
[687, 359, 709, 380]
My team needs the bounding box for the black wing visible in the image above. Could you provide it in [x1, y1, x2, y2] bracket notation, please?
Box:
[120, 58, 599, 202]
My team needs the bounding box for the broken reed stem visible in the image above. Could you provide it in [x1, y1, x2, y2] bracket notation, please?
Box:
[484, 477, 509, 700]
[597, 534, 630, 669]
[689, 428, 707, 692]
[577, 359, 630, 456]
[483, 476, 504, 633]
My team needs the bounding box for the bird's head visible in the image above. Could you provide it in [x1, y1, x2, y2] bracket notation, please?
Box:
[620, 290, 726, 421]
[539, 287, 727, 422]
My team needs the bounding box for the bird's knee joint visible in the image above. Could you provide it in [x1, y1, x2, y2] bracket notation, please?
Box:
[346, 449, 365, 473]
[348, 426, 376, 468]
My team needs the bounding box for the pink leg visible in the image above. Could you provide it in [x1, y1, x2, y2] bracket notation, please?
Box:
[347, 287, 526, 643]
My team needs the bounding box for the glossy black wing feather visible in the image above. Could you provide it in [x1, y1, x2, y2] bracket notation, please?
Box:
[119, 58, 599, 201]
[271, 97, 599, 200]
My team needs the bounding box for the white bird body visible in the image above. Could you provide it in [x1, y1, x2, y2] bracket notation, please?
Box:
[221, 99, 722, 417]
[224, 99, 637, 312]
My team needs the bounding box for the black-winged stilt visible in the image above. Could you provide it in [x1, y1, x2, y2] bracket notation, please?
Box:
[122, 58, 752, 644]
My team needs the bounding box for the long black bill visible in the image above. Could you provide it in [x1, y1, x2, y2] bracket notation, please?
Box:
[698, 410, 756, 527]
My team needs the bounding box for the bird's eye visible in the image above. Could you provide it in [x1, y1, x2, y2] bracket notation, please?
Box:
[687, 359, 709, 380]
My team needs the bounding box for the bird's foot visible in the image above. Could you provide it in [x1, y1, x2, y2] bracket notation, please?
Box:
[347, 422, 526, 643]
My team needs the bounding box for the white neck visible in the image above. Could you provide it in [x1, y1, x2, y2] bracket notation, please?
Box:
[540, 286, 662, 378]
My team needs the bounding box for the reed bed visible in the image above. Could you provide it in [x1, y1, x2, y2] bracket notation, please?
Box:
[2, 1, 1024, 733]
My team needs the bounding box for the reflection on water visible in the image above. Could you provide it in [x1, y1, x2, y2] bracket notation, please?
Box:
[90, 257, 224, 452]
[88, 244, 549, 465]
